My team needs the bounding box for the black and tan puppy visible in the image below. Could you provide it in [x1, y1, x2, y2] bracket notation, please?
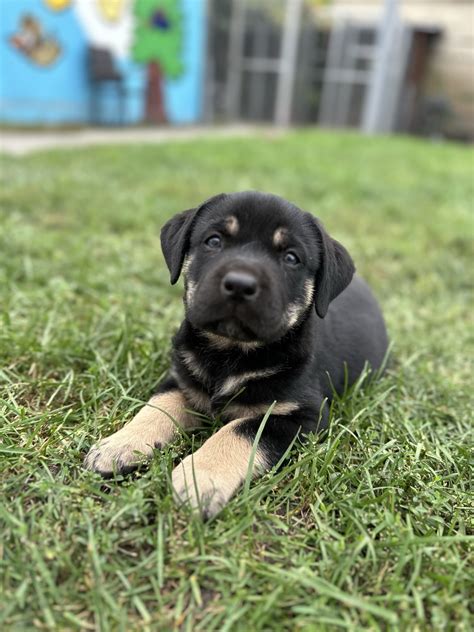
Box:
[84, 191, 388, 518]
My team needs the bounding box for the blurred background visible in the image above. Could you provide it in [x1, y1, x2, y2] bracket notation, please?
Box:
[0, 0, 472, 142]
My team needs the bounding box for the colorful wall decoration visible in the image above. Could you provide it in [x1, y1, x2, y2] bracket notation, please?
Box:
[0, 0, 205, 125]
[9, 13, 62, 67]
[133, 0, 184, 124]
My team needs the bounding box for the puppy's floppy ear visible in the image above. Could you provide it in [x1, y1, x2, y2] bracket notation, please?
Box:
[160, 207, 199, 284]
[160, 194, 227, 284]
[160, 208, 200, 285]
[312, 218, 355, 318]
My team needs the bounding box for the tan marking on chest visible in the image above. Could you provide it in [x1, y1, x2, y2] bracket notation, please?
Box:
[223, 401, 299, 420]
[180, 383, 213, 415]
[179, 350, 209, 384]
[201, 331, 262, 352]
[217, 366, 283, 398]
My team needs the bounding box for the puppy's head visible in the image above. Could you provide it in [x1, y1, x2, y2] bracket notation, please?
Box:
[161, 192, 354, 344]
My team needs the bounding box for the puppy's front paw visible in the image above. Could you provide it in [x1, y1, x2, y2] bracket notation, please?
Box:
[172, 455, 229, 520]
[84, 431, 158, 476]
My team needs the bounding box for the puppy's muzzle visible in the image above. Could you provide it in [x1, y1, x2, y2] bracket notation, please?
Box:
[187, 256, 286, 342]
[221, 270, 260, 301]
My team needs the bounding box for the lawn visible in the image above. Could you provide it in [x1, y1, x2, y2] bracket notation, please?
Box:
[0, 131, 472, 630]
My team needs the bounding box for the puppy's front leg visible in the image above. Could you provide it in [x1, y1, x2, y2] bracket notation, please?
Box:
[172, 410, 316, 519]
[84, 378, 198, 476]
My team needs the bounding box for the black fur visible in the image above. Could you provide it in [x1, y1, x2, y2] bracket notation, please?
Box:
[159, 191, 388, 466]
[312, 217, 355, 318]
[160, 207, 199, 285]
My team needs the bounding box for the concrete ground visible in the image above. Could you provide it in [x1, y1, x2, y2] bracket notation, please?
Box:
[0, 125, 284, 156]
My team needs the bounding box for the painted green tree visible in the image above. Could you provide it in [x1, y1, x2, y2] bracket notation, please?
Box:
[132, 0, 183, 124]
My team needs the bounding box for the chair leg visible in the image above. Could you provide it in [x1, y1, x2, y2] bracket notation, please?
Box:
[90, 84, 97, 125]
[118, 83, 125, 126]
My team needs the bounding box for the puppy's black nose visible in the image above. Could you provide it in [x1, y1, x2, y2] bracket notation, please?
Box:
[221, 271, 259, 300]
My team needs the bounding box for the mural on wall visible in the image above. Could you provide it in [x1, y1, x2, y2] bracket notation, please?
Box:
[133, 0, 184, 123]
[10, 14, 62, 67]
[43, 0, 72, 10]
[97, 0, 126, 22]
[74, 1, 133, 59]
[0, 0, 204, 126]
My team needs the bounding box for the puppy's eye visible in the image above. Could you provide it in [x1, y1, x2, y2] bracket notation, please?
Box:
[205, 235, 222, 249]
[283, 251, 300, 265]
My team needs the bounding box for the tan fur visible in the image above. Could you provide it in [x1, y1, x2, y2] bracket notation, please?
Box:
[224, 215, 239, 236]
[181, 254, 195, 277]
[180, 383, 213, 415]
[169, 365, 212, 414]
[201, 331, 262, 352]
[172, 417, 268, 518]
[224, 401, 299, 420]
[179, 349, 209, 383]
[84, 391, 197, 474]
[286, 302, 302, 328]
[285, 279, 315, 328]
[217, 366, 283, 398]
[303, 279, 315, 307]
[186, 280, 197, 306]
[273, 227, 288, 248]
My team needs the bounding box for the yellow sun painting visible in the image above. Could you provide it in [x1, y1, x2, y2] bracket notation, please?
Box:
[43, 0, 72, 10]
[97, 0, 125, 22]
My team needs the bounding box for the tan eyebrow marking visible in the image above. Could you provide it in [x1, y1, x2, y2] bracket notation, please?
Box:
[224, 215, 239, 236]
[273, 227, 288, 248]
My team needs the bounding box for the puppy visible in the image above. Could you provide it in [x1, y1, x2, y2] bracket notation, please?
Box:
[84, 192, 388, 518]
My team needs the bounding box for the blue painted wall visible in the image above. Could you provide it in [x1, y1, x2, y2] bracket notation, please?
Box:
[0, 0, 205, 125]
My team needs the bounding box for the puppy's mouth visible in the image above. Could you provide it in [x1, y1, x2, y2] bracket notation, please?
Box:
[207, 317, 259, 342]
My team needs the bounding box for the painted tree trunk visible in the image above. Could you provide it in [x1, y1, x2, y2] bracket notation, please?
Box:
[145, 61, 167, 124]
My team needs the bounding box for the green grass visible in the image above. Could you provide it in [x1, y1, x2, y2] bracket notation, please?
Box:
[0, 131, 473, 630]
